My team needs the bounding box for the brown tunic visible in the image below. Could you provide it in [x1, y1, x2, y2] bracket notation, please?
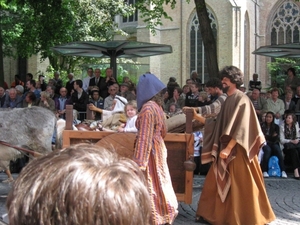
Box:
[197, 90, 276, 225]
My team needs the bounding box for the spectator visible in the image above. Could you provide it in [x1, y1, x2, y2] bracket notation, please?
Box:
[248, 73, 262, 91]
[15, 85, 24, 98]
[197, 91, 211, 107]
[0, 87, 7, 107]
[113, 82, 120, 94]
[3, 88, 22, 108]
[2, 81, 9, 90]
[283, 90, 296, 111]
[55, 87, 72, 119]
[180, 84, 190, 99]
[71, 79, 89, 121]
[284, 67, 300, 93]
[25, 80, 41, 99]
[6, 144, 150, 225]
[292, 85, 300, 105]
[260, 111, 287, 178]
[249, 88, 266, 120]
[117, 100, 138, 133]
[263, 88, 285, 125]
[53, 71, 63, 95]
[280, 85, 293, 100]
[122, 76, 131, 83]
[185, 82, 199, 107]
[280, 112, 300, 179]
[168, 103, 177, 113]
[39, 91, 56, 114]
[88, 68, 103, 94]
[239, 84, 247, 93]
[104, 84, 118, 110]
[167, 77, 180, 100]
[99, 68, 117, 99]
[165, 86, 185, 111]
[119, 83, 136, 101]
[82, 68, 94, 93]
[26, 73, 33, 82]
[193, 130, 203, 175]
[260, 112, 267, 124]
[266, 90, 272, 99]
[65, 72, 75, 97]
[46, 85, 59, 100]
[191, 70, 202, 84]
[38, 75, 47, 91]
[186, 78, 194, 86]
[10, 74, 24, 88]
[22, 92, 38, 108]
[47, 79, 56, 87]
[89, 89, 104, 121]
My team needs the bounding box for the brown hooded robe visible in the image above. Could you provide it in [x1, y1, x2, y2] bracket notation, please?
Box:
[197, 90, 276, 225]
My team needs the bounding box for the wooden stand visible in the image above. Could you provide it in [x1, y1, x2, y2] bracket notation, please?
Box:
[62, 106, 195, 204]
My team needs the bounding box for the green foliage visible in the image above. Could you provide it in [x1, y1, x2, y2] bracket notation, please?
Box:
[267, 58, 300, 91]
[1, 0, 135, 71]
[136, 0, 180, 34]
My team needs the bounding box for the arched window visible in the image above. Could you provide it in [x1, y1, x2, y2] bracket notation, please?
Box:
[189, 8, 217, 83]
[270, 0, 300, 45]
[123, 0, 138, 23]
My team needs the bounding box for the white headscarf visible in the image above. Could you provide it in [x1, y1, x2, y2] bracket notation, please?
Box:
[112, 95, 128, 112]
[101, 95, 128, 121]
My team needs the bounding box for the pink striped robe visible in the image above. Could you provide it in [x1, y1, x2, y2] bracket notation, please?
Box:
[133, 101, 178, 225]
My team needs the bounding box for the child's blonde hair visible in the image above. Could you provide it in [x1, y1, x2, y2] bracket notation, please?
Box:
[124, 100, 138, 118]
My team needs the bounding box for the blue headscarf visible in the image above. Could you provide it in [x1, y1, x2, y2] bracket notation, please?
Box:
[136, 73, 166, 110]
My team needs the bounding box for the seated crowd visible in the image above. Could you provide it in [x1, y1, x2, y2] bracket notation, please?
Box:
[1, 68, 300, 179]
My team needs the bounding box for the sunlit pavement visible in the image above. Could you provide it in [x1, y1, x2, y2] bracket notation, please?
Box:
[0, 174, 299, 225]
[174, 175, 300, 225]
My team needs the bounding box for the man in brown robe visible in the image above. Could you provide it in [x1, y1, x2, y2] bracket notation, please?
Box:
[188, 66, 275, 225]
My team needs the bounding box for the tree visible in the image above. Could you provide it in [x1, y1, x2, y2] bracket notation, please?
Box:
[14, 0, 135, 71]
[0, 0, 24, 86]
[0, 0, 218, 86]
[137, 0, 219, 78]
[0, 0, 135, 85]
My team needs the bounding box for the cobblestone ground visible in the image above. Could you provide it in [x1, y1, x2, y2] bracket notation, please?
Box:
[0, 174, 299, 224]
[174, 175, 300, 225]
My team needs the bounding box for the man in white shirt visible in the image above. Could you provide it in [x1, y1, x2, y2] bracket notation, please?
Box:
[104, 85, 118, 110]
[82, 68, 94, 93]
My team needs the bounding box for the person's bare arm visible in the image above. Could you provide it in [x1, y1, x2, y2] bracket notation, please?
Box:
[88, 103, 102, 113]
[183, 107, 206, 124]
[193, 111, 206, 124]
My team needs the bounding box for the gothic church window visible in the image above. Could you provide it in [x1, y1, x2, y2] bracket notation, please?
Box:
[189, 8, 217, 83]
[271, 0, 300, 45]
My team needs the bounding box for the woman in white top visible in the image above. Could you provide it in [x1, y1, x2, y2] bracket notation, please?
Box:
[280, 112, 300, 179]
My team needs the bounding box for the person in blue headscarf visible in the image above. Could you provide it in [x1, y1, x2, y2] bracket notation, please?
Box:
[133, 73, 178, 225]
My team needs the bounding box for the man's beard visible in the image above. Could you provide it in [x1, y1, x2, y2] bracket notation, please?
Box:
[223, 86, 229, 93]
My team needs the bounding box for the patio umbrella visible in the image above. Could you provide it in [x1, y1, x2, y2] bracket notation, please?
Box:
[52, 40, 173, 78]
[252, 43, 300, 58]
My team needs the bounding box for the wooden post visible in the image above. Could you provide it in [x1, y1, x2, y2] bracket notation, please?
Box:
[86, 104, 93, 120]
[185, 108, 193, 134]
[65, 105, 73, 130]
